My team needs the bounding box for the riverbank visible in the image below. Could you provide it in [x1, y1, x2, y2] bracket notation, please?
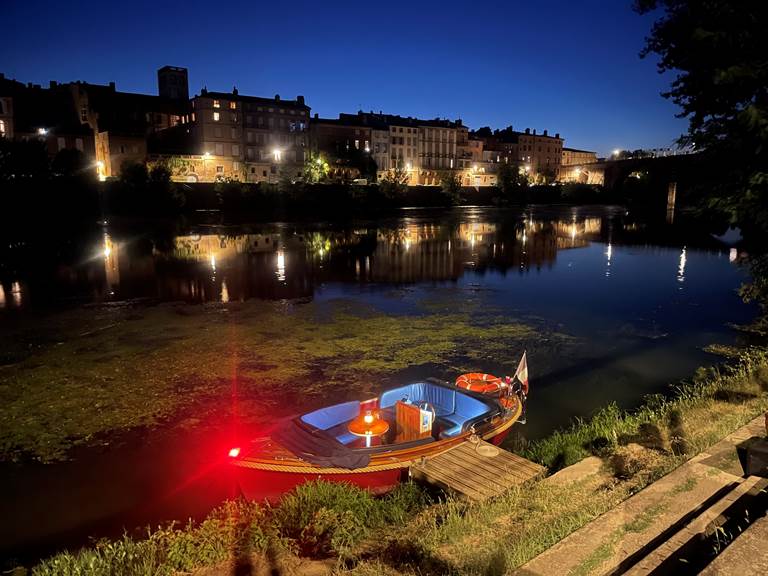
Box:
[24, 347, 768, 575]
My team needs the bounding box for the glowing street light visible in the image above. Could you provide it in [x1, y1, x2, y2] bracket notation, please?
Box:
[37, 127, 48, 136]
[203, 151, 211, 160]
[273, 149, 282, 162]
[612, 149, 621, 157]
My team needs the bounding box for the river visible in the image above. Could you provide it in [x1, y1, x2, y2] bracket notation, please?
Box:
[0, 205, 755, 565]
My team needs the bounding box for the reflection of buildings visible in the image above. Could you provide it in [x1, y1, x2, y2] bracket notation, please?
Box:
[1, 217, 608, 309]
[553, 218, 602, 249]
[106, 218, 603, 302]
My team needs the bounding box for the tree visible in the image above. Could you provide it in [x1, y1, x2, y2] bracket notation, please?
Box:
[636, 0, 768, 236]
[378, 165, 408, 200]
[439, 171, 462, 205]
[496, 162, 528, 204]
[51, 148, 89, 177]
[636, 0, 768, 327]
[0, 138, 49, 181]
[303, 153, 330, 183]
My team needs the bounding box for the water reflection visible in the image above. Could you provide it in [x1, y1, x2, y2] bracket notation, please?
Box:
[0, 209, 741, 310]
[678, 247, 687, 286]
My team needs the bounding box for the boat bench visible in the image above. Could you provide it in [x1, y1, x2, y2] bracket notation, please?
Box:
[300, 400, 360, 445]
[379, 382, 495, 439]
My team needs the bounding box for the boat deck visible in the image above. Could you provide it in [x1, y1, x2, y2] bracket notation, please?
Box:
[409, 439, 545, 501]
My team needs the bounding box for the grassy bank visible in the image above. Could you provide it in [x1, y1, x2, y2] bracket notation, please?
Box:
[28, 347, 768, 575]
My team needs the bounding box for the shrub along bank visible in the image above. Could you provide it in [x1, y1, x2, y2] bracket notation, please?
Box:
[28, 347, 768, 576]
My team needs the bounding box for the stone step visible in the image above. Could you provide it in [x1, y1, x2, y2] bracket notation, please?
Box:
[515, 458, 743, 576]
[623, 475, 766, 575]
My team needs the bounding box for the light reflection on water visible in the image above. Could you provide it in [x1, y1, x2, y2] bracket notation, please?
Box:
[0, 206, 755, 435]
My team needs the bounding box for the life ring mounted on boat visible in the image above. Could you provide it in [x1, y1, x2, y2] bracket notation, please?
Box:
[455, 373, 504, 394]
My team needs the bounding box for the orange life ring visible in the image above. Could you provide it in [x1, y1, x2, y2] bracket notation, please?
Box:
[455, 372, 503, 393]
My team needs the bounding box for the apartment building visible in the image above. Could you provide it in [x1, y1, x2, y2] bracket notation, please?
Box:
[0, 92, 13, 139]
[561, 147, 598, 166]
[516, 128, 563, 180]
[188, 89, 310, 182]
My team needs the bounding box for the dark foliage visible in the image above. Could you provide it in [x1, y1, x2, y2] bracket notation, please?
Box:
[636, 0, 768, 326]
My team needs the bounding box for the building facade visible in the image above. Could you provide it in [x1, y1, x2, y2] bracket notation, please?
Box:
[561, 147, 598, 166]
[186, 89, 309, 182]
[0, 93, 13, 139]
[516, 128, 563, 181]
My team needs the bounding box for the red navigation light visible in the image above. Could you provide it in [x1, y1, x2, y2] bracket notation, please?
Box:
[228, 447, 241, 458]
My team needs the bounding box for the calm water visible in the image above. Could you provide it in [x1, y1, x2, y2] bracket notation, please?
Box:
[0, 205, 756, 564]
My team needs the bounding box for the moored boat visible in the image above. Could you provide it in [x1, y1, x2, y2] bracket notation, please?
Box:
[228, 356, 529, 501]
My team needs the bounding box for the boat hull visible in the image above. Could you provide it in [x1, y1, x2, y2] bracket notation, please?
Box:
[234, 427, 514, 501]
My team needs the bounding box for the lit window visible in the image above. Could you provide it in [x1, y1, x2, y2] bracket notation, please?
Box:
[213, 112, 220, 122]
[355, 139, 360, 149]
[230, 101, 236, 110]
[213, 100, 220, 108]
[191, 112, 196, 122]
[0, 120, 4, 136]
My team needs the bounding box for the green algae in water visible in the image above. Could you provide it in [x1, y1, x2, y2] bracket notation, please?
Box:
[0, 299, 548, 462]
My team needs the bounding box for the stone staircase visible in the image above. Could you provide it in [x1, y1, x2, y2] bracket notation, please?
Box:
[516, 415, 768, 576]
[622, 475, 768, 575]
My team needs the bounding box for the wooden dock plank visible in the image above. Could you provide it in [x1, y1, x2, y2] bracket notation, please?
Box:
[410, 440, 546, 501]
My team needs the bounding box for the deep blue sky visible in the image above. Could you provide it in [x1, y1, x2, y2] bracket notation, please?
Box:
[1, 0, 687, 156]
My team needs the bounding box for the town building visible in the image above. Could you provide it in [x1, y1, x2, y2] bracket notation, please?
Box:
[515, 128, 563, 181]
[559, 147, 599, 182]
[561, 147, 598, 166]
[0, 68, 190, 179]
[182, 88, 310, 183]
[0, 75, 95, 162]
[309, 114, 374, 181]
[0, 91, 13, 139]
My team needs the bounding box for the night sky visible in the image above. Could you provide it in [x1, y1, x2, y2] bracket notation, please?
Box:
[1, 0, 687, 156]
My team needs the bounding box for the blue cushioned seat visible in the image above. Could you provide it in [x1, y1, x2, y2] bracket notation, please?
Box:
[379, 382, 495, 439]
[379, 383, 456, 416]
[301, 400, 360, 431]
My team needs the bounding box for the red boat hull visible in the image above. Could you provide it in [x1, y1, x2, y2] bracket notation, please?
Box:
[235, 429, 511, 501]
[236, 466, 406, 502]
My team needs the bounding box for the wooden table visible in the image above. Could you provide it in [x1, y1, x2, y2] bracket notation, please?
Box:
[348, 415, 390, 448]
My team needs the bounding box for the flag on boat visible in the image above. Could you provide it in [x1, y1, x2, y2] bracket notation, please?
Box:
[515, 351, 529, 395]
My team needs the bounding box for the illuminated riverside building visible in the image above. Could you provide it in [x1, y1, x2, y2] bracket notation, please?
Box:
[180, 89, 310, 183]
[559, 147, 599, 183]
[0, 68, 188, 178]
[312, 111, 467, 185]
[2, 66, 591, 186]
[0, 92, 13, 139]
[516, 128, 563, 180]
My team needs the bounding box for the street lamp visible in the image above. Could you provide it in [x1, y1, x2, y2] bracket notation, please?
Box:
[37, 127, 48, 136]
[612, 149, 621, 157]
